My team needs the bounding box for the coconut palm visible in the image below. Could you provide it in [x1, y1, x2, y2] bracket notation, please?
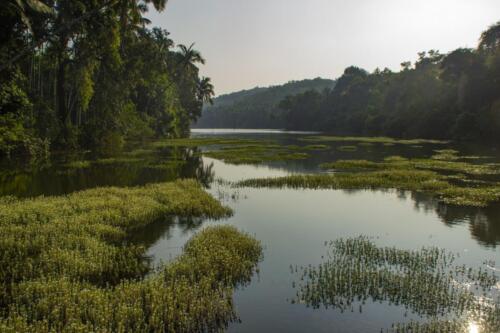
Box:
[197, 77, 215, 105]
[178, 43, 206, 68]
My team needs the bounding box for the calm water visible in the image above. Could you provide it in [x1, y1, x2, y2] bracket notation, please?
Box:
[1, 129, 499, 332]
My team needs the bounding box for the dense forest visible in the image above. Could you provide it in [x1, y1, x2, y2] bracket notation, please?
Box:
[280, 22, 500, 141]
[0, 0, 213, 157]
[195, 78, 335, 129]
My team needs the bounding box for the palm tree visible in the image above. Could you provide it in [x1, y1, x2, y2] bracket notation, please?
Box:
[118, 0, 168, 37]
[177, 43, 206, 68]
[197, 77, 215, 105]
[2, 0, 52, 32]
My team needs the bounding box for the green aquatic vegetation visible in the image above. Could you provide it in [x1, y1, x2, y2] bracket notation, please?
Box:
[0, 181, 263, 332]
[0, 226, 262, 333]
[0, 180, 233, 289]
[238, 169, 448, 192]
[151, 137, 272, 149]
[434, 149, 460, 155]
[357, 142, 374, 147]
[290, 237, 499, 332]
[337, 145, 358, 152]
[431, 149, 466, 161]
[320, 159, 384, 170]
[123, 148, 157, 157]
[412, 159, 499, 176]
[237, 168, 500, 207]
[145, 160, 187, 171]
[303, 144, 330, 150]
[324, 155, 499, 176]
[299, 135, 448, 145]
[384, 156, 410, 163]
[204, 145, 310, 165]
[439, 186, 500, 206]
[94, 156, 145, 165]
[64, 160, 92, 169]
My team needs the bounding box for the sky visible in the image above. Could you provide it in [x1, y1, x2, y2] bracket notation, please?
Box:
[147, 0, 500, 95]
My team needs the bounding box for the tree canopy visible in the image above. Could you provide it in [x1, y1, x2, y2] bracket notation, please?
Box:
[0, 0, 213, 156]
[278, 22, 500, 142]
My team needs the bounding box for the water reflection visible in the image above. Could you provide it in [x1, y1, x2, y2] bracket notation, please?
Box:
[405, 191, 500, 247]
[0, 134, 498, 251]
[0, 146, 215, 197]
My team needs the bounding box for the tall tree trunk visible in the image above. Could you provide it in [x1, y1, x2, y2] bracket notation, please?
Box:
[57, 55, 67, 126]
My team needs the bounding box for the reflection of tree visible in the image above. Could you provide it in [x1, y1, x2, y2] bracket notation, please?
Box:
[0, 146, 216, 197]
[341, 189, 500, 247]
[128, 216, 205, 250]
[409, 191, 500, 247]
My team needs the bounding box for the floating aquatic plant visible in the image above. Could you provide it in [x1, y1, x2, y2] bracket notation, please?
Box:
[299, 136, 448, 145]
[337, 145, 358, 152]
[0, 226, 262, 333]
[237, 168, 500, 207]
[0, 180, 265, 332]
[203, 144, 310, 164]
[290, 237, 499, 333]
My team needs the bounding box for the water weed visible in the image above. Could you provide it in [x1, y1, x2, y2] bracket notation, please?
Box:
[299, 136, 448, 145]
[290, 237, 499, 332]
[0, 181, 265, 332]
[237, 170, 500, 207]
[337, 145, 358, 152]
[0, 226, 262, 333]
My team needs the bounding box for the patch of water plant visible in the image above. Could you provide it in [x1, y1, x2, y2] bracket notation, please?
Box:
[290, 237, 499, 333]
[237, 152, 500, 207]
[203, 144, 310, 164]
[0, 180, 263, 332]
[299, 136, 449, 145]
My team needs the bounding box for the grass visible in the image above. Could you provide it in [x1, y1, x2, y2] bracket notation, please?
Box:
[337, 145, 358, 152]
[0, 180, 263, 332]
[0, 226, 262, 333]
[151, 137, 273, 149]
[204, 144, 310, 164]
[64, 160, 92, 169]
[299, 135, 448, 145]
[237, 161, 500, 207]
[291, 237, 499, 333]
[303, 144, 330, 151]
[322, 155, 500, 176]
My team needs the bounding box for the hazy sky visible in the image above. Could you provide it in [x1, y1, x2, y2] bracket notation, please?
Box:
[148, 0, 500, 95]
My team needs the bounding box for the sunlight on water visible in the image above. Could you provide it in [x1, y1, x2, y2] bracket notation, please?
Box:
[468, 322, 479, 333]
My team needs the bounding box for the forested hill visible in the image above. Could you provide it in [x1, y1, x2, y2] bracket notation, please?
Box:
[280, 22, 500, 142]
[194, 78, 336, 129]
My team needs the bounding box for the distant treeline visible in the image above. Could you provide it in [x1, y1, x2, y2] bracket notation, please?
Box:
[195, 78, 336, 129]
[282, 22, 500, 141]
[1, 0, 214, 156]
[199, 22, 500, 142]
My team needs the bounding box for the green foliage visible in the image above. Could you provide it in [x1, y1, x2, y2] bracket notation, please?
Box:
[195, 78, 336, 129]
[0, 180, 263, 332]
[238, 154, 500, 207]
[0, 2, 211, 157]
[204, 145, 309, 164]
[299, 135, 448, 145]
[337, 145, 357, 151]
[271, 24, 500, 143]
